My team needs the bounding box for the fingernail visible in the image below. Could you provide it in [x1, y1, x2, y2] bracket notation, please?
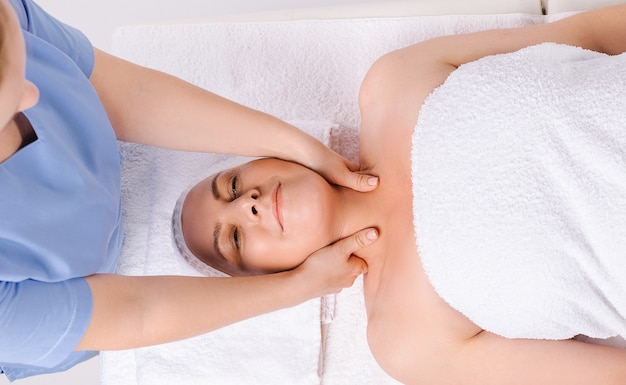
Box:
[366, 229, 378, 240]
[368, 177, 379, 186]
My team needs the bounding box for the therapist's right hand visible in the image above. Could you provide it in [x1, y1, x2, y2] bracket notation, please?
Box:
[295, 227, 377, 298]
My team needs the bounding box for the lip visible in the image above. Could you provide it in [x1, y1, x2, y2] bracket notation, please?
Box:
[272, 183, 284, 232]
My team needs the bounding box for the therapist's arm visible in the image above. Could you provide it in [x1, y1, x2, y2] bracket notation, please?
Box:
[89, 48, 377, 193]
[76, 228, 375, 350]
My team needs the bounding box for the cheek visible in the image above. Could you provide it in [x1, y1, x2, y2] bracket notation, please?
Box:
[245, 232, 313, 273]
[287, 176, 334, 233]
[291, 196, 335, 248]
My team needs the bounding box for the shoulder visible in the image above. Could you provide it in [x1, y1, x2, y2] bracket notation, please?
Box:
[13, 0, 95, 77]
[0, 278, 93, 371]
[365, 260, 482, 384]
[357, 47, 455, 169]
[358, 43, 457, 139]
[367, 316, 469, 385]
[359, 43, 456, 112]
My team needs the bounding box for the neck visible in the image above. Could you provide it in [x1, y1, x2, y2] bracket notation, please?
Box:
[331, 184, 386, 266]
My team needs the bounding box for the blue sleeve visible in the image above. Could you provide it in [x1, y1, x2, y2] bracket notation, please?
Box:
[9, 0, 95, 77]
[0, 278, 95, 380]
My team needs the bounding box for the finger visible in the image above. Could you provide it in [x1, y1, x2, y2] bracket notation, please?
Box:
[347, 255, 368, 275]
[335, 228, 378, 256]
[340, 161, 379, 192]
[339, 171, 378, 193]
[356, 172, 379, 192]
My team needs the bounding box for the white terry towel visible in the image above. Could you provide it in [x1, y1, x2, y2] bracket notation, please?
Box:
[413, 43, 626, 341]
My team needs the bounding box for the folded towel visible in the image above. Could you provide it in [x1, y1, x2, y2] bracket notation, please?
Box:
[413, 43, 626, 341]
[105, 12, 548, 385]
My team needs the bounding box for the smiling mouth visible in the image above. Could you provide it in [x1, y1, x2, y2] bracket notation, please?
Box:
[272, 183, 284, 232]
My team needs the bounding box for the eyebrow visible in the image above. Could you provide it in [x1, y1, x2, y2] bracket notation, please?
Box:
[209, 172, 228, 263]
[211, 172, 222, 200]
[209, 171, 242, 271]
[212, 221, 226, 264]
[213, 220, 244, 272]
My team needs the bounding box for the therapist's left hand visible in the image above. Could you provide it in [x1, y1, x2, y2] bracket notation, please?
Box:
[305, 141, 379, 193]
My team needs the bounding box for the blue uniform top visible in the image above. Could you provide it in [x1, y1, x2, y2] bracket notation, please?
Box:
[0, 0, 123, 380]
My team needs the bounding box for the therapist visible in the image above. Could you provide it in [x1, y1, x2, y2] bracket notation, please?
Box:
[0, 0, 377, 380]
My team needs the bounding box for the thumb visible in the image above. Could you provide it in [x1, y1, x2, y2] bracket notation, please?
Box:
[348, 172, 379, 193]
[341, 160, 379, 192]
[334, 228, 378, 270]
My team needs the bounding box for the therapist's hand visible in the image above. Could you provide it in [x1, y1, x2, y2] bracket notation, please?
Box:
[281, 130, 379, 193]
[295, 227, 377, 298]
[316, 149, 379, 193]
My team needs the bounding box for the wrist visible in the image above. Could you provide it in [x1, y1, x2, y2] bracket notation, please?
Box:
[283, 267, 323, 302]
[292, 133, 328, 170]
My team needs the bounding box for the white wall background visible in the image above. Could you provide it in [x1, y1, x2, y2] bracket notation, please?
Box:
[34, 0, 387, 52]
[1, 1, 383, 384]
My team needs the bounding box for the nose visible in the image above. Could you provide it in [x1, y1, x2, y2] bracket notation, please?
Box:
[235, 189, 267, 222]
[18, 80, 40, 112]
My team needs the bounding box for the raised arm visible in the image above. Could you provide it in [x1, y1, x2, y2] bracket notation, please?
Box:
[416, 3, 626, 70]
[460, 332, 626, 385]
[429, 332, 626, 385]
[76, 228, 376, 350]
[89, 48, 377, 192]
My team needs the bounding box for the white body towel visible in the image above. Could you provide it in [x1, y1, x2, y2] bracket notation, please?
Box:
[412, 43, 626, 340]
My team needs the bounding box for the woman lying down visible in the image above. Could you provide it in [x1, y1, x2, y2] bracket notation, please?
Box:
[172, 4, 626, 384]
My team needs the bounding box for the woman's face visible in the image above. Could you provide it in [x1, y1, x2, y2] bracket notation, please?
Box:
[0, 0, 40, 135]
[181, 158, 339, 275]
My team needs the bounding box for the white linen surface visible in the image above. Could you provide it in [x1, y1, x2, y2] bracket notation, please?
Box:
[103, 13, 546, 385]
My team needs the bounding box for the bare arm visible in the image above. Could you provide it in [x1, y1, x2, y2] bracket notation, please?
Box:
[416, 3, 626, 70]
[456, 333, 626, 385]
[89, 49, 377, 192]
[80, 273, 310, 350]
[76, 228, 376, 350]
[418, 333, 626, 385]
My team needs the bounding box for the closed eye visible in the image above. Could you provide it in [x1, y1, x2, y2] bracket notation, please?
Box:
[233, 227, 240, 250]
[229, 175, 239, 201]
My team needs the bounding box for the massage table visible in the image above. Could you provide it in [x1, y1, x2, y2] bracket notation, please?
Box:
[101, 0, 626, 384]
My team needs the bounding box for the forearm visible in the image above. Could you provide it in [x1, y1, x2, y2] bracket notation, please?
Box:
[427, 3, 626, 68]
[78, 271, 312, 350]
[76, 226, 375, 351]
[90, 48, 319, 160]
[422, 335, 626, 385]
[461, 336, 626, 385]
